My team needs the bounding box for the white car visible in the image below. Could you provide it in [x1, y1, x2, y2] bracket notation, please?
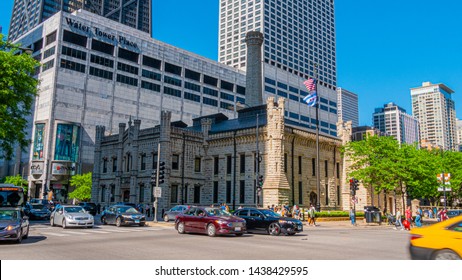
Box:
[50, 205, 94, 228]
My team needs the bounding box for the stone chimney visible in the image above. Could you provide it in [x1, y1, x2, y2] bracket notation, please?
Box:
[245, 31, 264, 107]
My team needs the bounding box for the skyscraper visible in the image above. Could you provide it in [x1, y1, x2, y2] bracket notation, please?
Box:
[456, 119, 462, 151]
[411, 82, 457, 150]
[218, 0, 338, 137]
[373, 102, 419, 145]
[8, 0, 151, 41]
[337, 87, 359, 127]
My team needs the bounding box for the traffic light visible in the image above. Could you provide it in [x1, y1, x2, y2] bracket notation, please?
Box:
[350, 178, 360, 196]
[150, 172, 156, 186]
[258, 175, 264, 187]
[354, 179, 359, 191]
[158, 161, 165, 184]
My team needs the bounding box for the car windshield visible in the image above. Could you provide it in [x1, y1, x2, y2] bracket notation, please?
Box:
[205, 208, 231, 217]
[0, 210, 19, 220]
[31, 204, 46, 210]
[118, 207, 139, 214]
[260, 209, 281, 217]
[64, 207, 86, 213]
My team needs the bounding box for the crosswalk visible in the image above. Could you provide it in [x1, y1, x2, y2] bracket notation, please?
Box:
[32, 225, 174, 238]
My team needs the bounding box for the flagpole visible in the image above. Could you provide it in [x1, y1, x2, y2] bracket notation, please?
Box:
[314, 63, 321, 212]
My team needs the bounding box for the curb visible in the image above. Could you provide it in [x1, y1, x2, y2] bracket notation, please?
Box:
[146, 221, 175, 227]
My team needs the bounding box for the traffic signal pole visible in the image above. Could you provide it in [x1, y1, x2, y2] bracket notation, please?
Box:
[154, 143, 160, 223]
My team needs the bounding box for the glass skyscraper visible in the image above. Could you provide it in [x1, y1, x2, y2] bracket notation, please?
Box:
[8, 0, 151, 41]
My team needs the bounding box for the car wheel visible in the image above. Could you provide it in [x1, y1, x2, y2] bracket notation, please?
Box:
[50, 217, 55, 227]
[139, 222, 145, 227]
[164, 215, 169, 222]
[16, 230, 23, 244]
[177, 222, 185, 234]
[23, 226, 29, 239]
[116, 217, 122, 227]
[235, 233, 244, 237]
[101, 216, 107, 225]
[432, 249, 461, 260]
[207, 224, 216, 237]
[268, 223, 281, 236]
[62, 219, 67, 229]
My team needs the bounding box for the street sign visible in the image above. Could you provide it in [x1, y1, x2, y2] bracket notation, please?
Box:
[154, 187, 162, 198]
[438, 187, 452, 192]
[437, 173, 451, 182]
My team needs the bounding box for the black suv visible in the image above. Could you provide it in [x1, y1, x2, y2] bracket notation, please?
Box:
[78, 202, 98, 216]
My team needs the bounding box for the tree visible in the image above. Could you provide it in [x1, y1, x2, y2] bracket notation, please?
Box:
[0, 34, 39, 159]
[3, 174, 28, 195]
[68, 172, 92, 202]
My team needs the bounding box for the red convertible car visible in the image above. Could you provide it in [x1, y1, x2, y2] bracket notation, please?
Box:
[175, 206, 246, 237]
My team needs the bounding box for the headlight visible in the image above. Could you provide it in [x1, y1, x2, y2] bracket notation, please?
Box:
[88, 215, 94, 220]
[66, 215, 73, 220]
[278, 220, 289, 224]
[6, 225, 20, 231]
[216, 220, 228, 224]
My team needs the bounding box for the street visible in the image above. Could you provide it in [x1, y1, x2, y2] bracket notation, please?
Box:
[0, 220, 410, 260]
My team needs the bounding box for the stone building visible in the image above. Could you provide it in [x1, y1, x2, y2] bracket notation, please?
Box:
[93, 98, 343, 216]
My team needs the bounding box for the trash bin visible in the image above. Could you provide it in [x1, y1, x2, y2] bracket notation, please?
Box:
[364, 206, 382, 224]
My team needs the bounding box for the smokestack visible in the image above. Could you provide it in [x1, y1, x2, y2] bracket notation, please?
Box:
[245, 31, 264, 107]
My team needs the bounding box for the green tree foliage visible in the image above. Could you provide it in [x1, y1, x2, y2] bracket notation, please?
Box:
[0, 34, 39, 159]
[343, 135, 462, 206]
[3, 174, 28, 194]
[68, 172, 92, 202]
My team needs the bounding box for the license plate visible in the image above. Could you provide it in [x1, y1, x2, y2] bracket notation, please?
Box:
[297, 226, 302, 230]
[135, 219, 140, 223]
[79, 222, 86, 225]
[235, 227, 241, 231]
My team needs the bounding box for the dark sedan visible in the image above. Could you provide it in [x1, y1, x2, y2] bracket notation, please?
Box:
[163, 205, 188, 222]
[24, 203, 51, 220]
[175, 206, 246, 237]
[234, 208, 303, 236]
[0, 208, 29, 243]
[101, 205, 146, 227]
[78, 202, 98, 216]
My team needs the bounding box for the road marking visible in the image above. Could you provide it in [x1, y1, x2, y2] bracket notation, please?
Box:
[61, 230, 90, 235]
[43, 232, 70, 237]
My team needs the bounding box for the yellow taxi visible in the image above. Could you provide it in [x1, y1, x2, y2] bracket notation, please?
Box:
[409, 215, 462, 260]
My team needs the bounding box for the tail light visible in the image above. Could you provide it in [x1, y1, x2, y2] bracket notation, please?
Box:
[410, 234, 422, 241]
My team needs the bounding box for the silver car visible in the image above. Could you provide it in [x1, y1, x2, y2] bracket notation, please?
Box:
[163, 205, 188, 222]
[50, 205, 94, 228]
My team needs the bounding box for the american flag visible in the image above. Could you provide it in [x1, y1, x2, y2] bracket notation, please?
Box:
[303, 91, 317, 107]
[303, 78, 316, 92]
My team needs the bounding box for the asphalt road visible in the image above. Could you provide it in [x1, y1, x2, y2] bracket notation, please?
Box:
[0, 221, 410, 260]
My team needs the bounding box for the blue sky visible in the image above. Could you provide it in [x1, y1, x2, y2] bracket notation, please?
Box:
[1, 0, 461, 125]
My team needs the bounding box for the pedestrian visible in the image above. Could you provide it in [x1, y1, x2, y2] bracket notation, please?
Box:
[349, 207, 356, 226]
[415, 210, 422, 227]
[292, 205, 300, 220]
[225, 203, 230, 212]
[395, 209, 403, 230]
[145, 204, 150, 217]
[416, 206, 423, 222]
[405, 206, 412, 228]
[308, 204, 316, 226]
[97, 203, 101, 214]
[441, 208, 448, 221]
[437, 208, 442, 222]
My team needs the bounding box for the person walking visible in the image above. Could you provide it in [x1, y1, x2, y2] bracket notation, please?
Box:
[349, 207, 356, 226]
[416, 206, 423, 223]
[395, 209, 403, 230]
[308, 204, 316, 226]
[405, 206, 412, 228]
[415, 210, 422, 227]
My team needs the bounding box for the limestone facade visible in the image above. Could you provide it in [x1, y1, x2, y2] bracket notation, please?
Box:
[93, 98, 344, 216]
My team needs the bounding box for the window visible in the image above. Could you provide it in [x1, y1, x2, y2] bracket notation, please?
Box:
[239, 180, 245, 204]
[312, 158, 316, 176]
[42, 59, 54, 72]
[226, 181, 231, 203]
[164, 86, 181, 98]
[142, 55, 161, 69]
[92, 39, 114, 55]
[236, 85, 245, 95]
[62, 46, 86, 61]
[112, 158, 117, 172]
[110, 185, 115, 202]
[116, 74, 138, 87]
[185, 81, 201, 92]
[152, 153, 158, 169]
[284, 153, 288, 173]
[226, 155, 232, 174]
[60, 59, 85, 73]
[33, 39, 43, 51]
[221, 92, 234, 101]
[221, 80, 234, 91]
[45, 31, 57, 45]
[117, 62, 139, 75]
[203, 97, 218, 107]
[204, 75, 218, 86]
[170, 185, 178, 203]
[164, 75, 182, 87]
[240, 154, 245, 173]
[126, 154, 131, 172]
[142, 69, 161, 81]
[172, 154, 179, 170]
[336, 162, 340, 179]
[194, 185, 201, 204]
[203, 87, 218, 97]
[140, 154, 146, 170]
[101, 186, 106, 202]
[90, 66, 113, 80]
[118, 48, 139, 63]
[214, 156, 219, 175]
[298, 156, 302, 174]
[103, 159, 108, 173]
[90, 54, 113, 67]
[325, 160, 328, 177]
[298, 181, 303, 205]
[213, 182, 219, 204]
[184, 92, 200, 102]
[63, 30, 87, 47]
[164, 62, 182, 75]
[194, 157, 201, 172]
[141, 81, 160, 92]
[185, 69, 200, 81]
[43, 46, 55, 59]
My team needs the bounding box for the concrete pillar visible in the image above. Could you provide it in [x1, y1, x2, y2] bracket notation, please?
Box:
[245, 31, 264, 107]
